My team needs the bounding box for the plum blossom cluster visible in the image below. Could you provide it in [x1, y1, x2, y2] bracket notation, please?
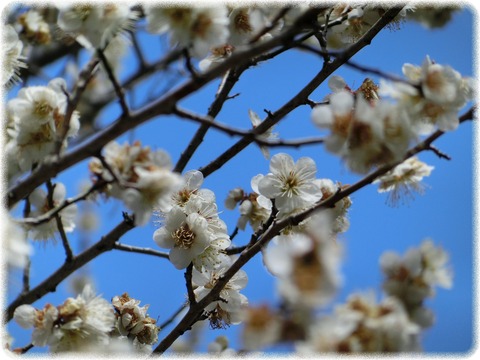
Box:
[374, 157, 434, 206]
[380, 239, 453, 328]
[56, 4, 137, 49]
[241, 239, 452, 353]
[264, 227, 343, 308]
[297, 293, 421, 353]
[111, 293, 159, 351]
[13, 285, 115, 352]
[3, 24, 27, 86]
[311, 58, 473, 174]
[153, 170, 231, 271]
[5, 78, 79, 181]
[193, 264, 248, 329]
[89, 141, 184, 226]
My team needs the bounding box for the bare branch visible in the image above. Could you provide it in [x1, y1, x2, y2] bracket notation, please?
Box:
[427, 145, 452, 160]
[46, 180, 73, 262]
[96, 48, 130, 117]
[112, 243, 169, 259]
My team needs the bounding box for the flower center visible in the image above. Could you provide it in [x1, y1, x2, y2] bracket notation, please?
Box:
[172, 224, 195, 249]
[34, 101, 53, 117]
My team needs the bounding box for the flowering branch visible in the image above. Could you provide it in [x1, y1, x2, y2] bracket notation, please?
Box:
[152, 105, 473, 354]
[198, 7, 404, 178]
[6, 213, 135, 322]
[7, 7, 324, 209]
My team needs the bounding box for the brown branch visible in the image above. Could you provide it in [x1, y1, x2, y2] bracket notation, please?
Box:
[173, 67, 246, 173]
[46, 180, 73, 262]
[112, 243, 169, 259]
[96, 48, 130, 117]
[6, 213, 135, 322]
[198, 7, 405, 178]
[7, 8, 323, 209]
[427, 145, 452, 160]
[185, 263, 196, 306]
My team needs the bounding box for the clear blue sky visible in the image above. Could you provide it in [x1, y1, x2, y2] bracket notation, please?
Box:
[5, 6, 476, 354]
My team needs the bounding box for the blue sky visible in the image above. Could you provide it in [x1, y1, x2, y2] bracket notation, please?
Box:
[5, 5, 476, 354]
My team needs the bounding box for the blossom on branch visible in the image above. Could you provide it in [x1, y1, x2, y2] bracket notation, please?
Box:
[193, 264, 249, 329]
[89, 141, 184, 225]
[14, 285, 115, 352]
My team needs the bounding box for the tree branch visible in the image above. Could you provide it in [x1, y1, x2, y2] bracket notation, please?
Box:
[112, 243, 169, 259]
[6, 213, 135, 322]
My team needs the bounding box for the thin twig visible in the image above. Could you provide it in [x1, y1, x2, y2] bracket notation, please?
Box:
[46, 180, 73, 262]
[112, 243, 169, 259]
[173, 106, 325, 148]
[54, 57, 100, 155]
[129, 30, 148, 70]
[18, 179, 107, 226]
[427, 145, 452, 160]
[159, 303, 189, 330]
[229, 226, 239, 240]
[97, 48, 130, 117]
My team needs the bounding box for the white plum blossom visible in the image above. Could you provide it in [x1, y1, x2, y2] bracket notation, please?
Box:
[145, 6, 230, 58]
[193, 264, 248, 329]
[57, 4, 137, 49]
[89, 141, 184, 225]
[6, 78, 80, 175]
[312, 90, 354, 154]
[241, 304, 282, 351]
[153, 206, 211, 269]
[381, 56, 474, 132]
[298, 292, 421, 353]
[14, 285, 115, 352]
[312, 81, 418, 174]
[374, 157, 434, 206]
[27, 183, 77, 241]
[263, 232, 342, 308]
[380, 239, 453, 306]
[166, 169, 216, 212]
[17, 9, 51, 45]
[227, 7, 271, 45]
[3, 24, 26, 85]
[256, 153, 322, 217]
[111, 293, 159, 347]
